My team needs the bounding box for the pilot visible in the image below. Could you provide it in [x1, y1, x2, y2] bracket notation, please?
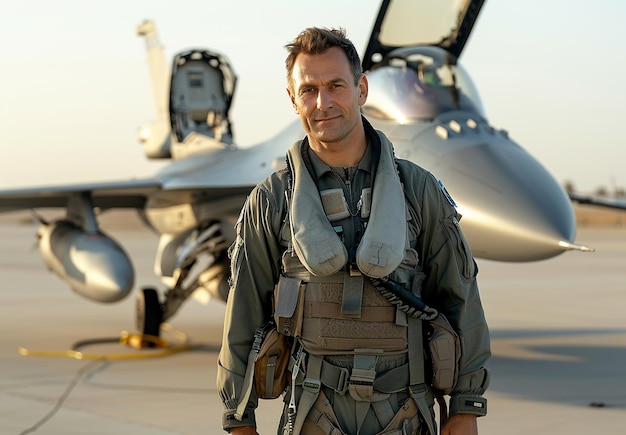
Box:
[217, 27, 490, 435]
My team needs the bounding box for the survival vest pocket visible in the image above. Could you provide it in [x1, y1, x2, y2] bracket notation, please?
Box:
[424, 313, 461, 395]
[273, 275, 305, 337]
[253, 322, 291, 399]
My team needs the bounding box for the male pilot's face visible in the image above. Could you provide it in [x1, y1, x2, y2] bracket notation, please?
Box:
[287, 46, 367, 147]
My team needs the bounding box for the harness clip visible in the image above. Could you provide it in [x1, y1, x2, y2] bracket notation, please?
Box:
[335, 367, 350, 395]
[349, 263, 362, 277]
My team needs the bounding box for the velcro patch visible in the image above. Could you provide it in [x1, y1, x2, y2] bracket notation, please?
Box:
[437, 179, 457, 208]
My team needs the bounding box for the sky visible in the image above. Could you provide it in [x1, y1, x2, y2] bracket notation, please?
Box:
[1, 0, 625, 194]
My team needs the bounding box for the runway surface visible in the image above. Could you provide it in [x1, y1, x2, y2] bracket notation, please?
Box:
[1, 216, 624, 434]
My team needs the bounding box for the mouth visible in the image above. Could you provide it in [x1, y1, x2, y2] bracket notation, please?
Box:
[314, 114, 341, 124]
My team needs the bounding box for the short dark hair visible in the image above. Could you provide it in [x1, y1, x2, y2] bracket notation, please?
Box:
[285, 27, 362, 90]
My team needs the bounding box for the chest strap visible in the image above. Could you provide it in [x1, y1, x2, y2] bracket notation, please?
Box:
[317, 357, 410, 395]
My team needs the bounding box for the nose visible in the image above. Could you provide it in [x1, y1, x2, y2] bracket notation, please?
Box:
[434, 137, 590, 261]
[317, 88, 333, 111]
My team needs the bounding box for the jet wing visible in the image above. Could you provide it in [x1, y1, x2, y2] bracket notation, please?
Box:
[0, 176, 259, 213]
[0, 178, 162, 212]
[0, 136, 284, 214]
[362, 0, 486, 71]
[569, 193, 626, 211]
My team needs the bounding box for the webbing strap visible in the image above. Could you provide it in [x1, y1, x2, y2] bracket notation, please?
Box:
[306, 404, 345, 435]
[234, 347, 257, 420]
[341, 272, 364, 316]
[265, 354, 278, 398]
[355, 400, 370, 433]
[410, 386, 436, 435]
[352, 354, 377, 433]
[407, 316, 424, 386]
[372, 399, 395, 428]
[293, 354, 323, 434]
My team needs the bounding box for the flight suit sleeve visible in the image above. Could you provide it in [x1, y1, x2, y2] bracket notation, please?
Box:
[415, 173, 491, 417]
[217, 182, 284, 430]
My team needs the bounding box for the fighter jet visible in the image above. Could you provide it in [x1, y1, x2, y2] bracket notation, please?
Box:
[0, 0, 595, 338]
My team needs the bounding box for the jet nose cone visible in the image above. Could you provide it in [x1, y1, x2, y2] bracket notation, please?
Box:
[438, 141, 578, 261]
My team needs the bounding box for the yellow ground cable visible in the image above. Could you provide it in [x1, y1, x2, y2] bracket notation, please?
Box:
[18, 324, 195, 361]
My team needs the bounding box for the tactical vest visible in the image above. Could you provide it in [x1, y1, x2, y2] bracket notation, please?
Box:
[274, 130, 422, 357]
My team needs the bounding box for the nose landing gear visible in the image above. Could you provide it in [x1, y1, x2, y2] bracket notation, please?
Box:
[133, 222, 230, 349]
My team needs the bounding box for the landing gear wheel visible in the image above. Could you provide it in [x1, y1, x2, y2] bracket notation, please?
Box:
[134, 287, 163, 348]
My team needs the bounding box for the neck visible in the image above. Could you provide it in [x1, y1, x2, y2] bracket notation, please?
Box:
[308, 128, 367, 167]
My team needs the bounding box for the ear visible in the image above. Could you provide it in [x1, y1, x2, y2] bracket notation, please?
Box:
[357, 74, 368, 106]
[286, 88, 298, 114]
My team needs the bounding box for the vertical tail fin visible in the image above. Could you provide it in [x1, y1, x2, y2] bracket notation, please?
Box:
[137, 20, 172, 158]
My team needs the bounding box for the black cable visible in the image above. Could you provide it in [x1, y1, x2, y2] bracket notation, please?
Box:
[18, 358, 107, 435]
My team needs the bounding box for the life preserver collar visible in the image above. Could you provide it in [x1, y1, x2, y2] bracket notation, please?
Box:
[286, 120, 406, 278]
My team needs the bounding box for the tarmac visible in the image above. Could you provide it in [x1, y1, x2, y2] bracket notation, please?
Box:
[1, 215, 625, 434]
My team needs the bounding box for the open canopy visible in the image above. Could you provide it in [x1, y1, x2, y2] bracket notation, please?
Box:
[363, 0, 486, 71]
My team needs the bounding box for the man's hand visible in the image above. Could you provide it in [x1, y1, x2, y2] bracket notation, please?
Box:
[441, 413, 478, 435]
[229, 426, 258, 435]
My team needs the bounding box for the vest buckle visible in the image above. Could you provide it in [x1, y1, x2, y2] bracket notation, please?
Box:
[302, 377, 321, 394]
[348, 367, 389, 402]
[335, 366, 349, 395]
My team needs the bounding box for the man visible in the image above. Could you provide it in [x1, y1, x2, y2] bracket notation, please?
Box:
[218, 27, 490, 435]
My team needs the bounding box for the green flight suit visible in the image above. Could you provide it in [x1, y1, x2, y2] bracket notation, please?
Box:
[218, 119, 490, 433]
